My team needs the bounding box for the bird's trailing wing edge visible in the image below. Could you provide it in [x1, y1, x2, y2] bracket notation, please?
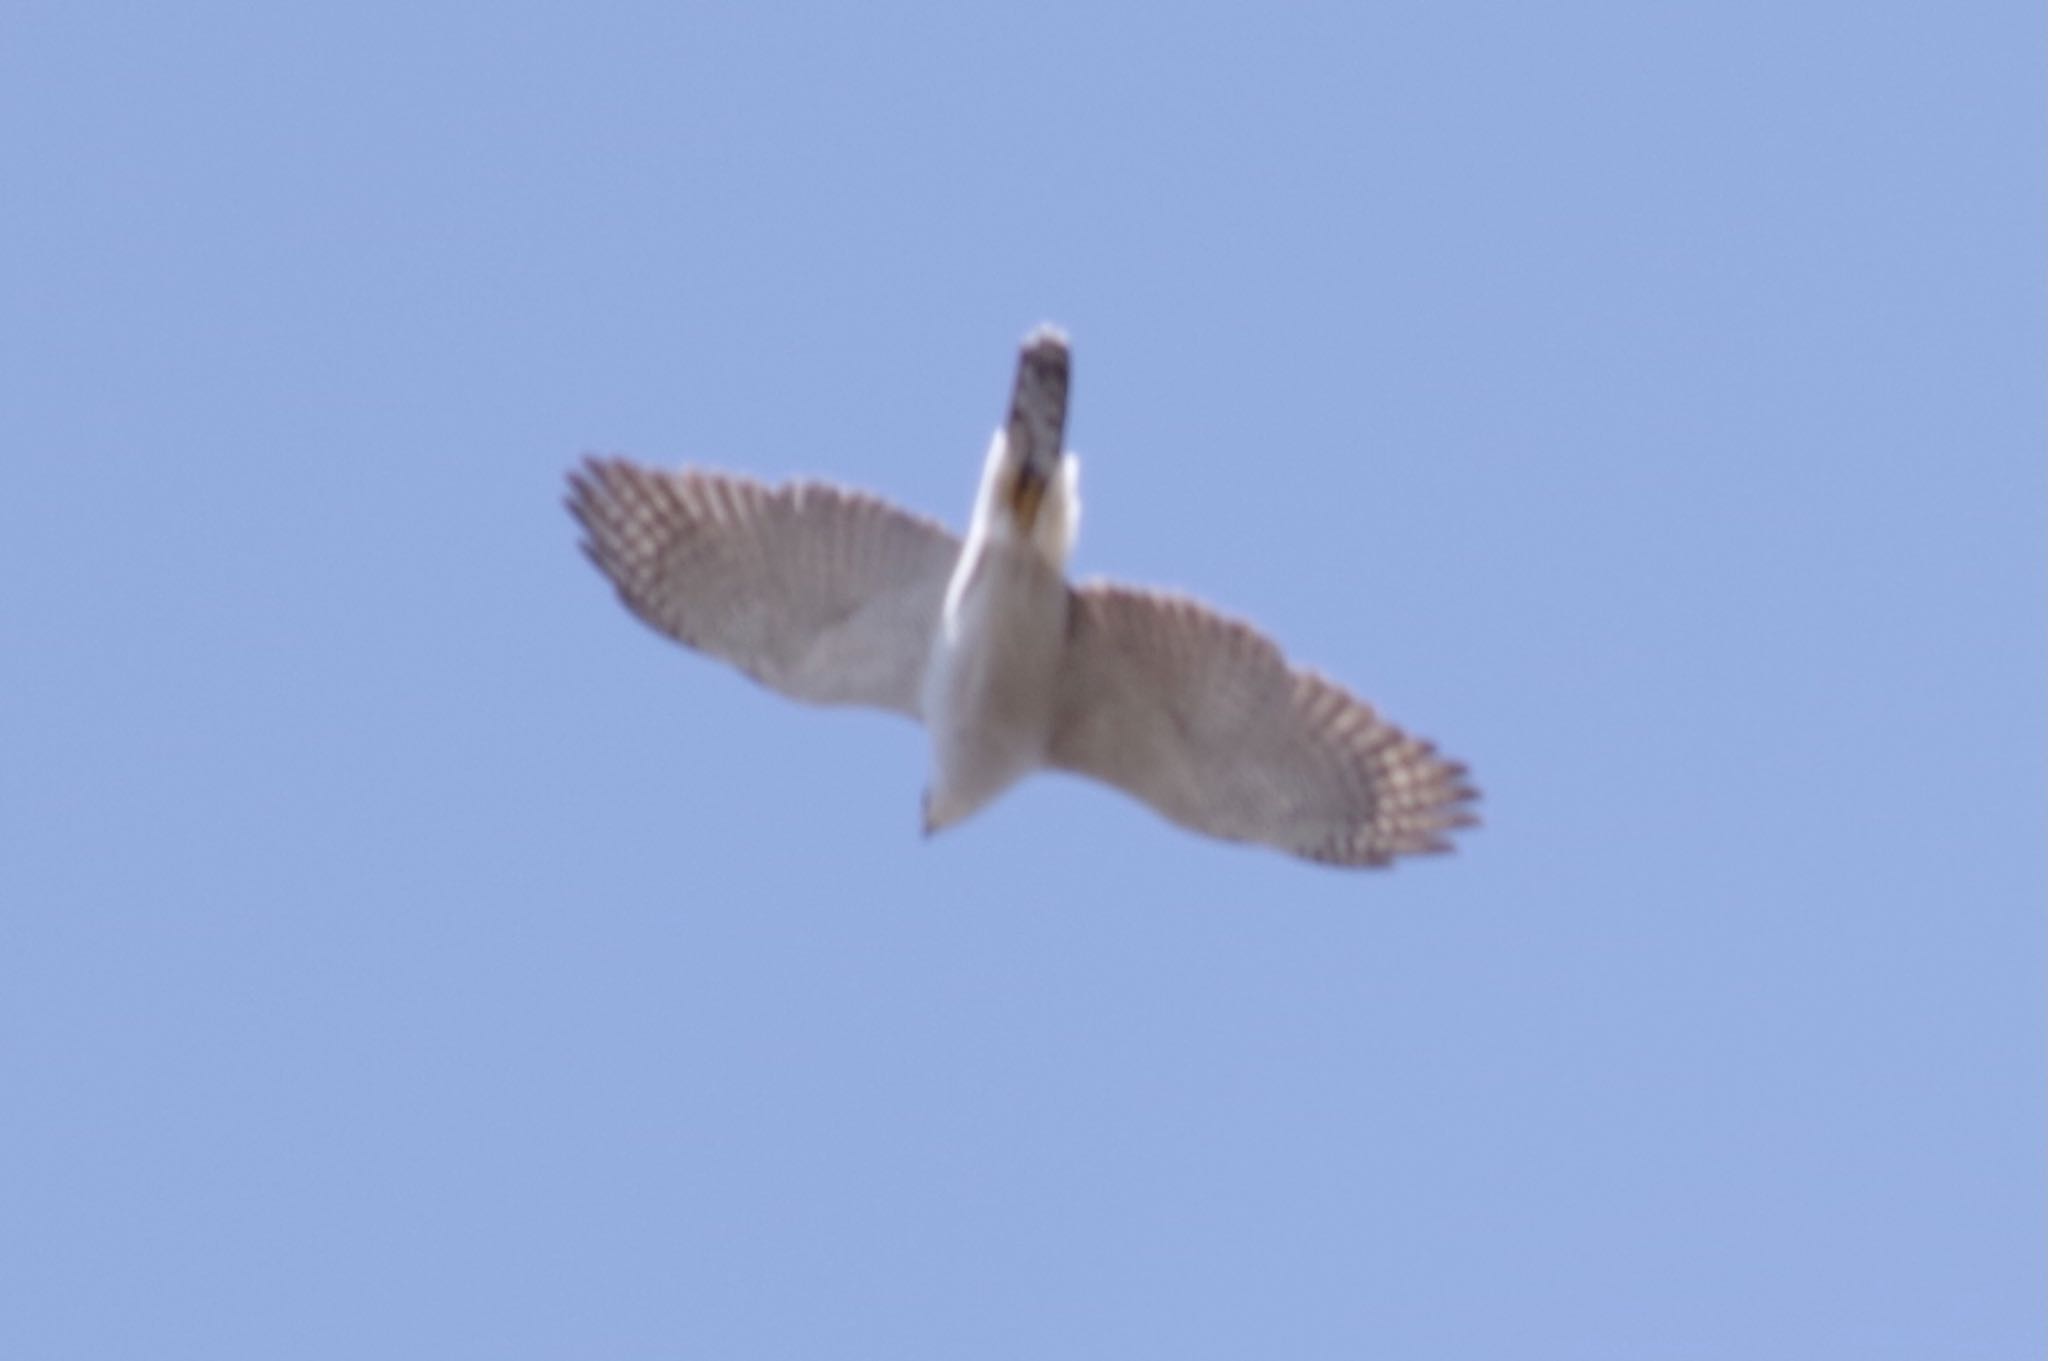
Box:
[567, 457, 963, 718]
[1047, 582, 1479, 866]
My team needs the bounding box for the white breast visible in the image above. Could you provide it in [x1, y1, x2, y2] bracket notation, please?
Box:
[919, 431, 1082, 832]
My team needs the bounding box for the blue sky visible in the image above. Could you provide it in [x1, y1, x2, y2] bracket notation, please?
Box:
[4, 2, 2041, 1356]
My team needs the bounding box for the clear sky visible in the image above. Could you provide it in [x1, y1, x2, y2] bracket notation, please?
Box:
[4, 3, 2041, 1356]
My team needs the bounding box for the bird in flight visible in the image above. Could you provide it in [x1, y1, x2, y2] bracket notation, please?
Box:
[567, 326, 1476, 867]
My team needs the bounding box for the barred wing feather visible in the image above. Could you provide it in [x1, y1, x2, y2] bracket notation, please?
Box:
[1049, 584, 1478, 866]
[567, 457, 961, 718]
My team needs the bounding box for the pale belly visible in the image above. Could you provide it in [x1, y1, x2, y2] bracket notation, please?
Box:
[920, 543, 1071, 829]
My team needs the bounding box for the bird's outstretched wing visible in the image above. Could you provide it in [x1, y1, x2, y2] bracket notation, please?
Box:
[568, 457, 962, 718]
[1048, 583, 1478, 866]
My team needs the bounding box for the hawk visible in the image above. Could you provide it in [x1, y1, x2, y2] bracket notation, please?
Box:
[567, 326, 1477, 867]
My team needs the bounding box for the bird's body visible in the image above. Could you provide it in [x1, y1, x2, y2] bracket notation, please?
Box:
[569, 326, 1477, 867]
[923, 536, 1068, 832]
[922, 331, 1081, 830]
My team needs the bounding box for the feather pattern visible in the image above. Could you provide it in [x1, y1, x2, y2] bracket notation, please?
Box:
[1049, 583, 1478, 865]
[566, 326, 1478, 869]
[567, 457, 961, 717]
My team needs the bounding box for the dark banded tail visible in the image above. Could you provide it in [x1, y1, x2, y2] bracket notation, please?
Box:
[1004, 325, 1070, 526]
